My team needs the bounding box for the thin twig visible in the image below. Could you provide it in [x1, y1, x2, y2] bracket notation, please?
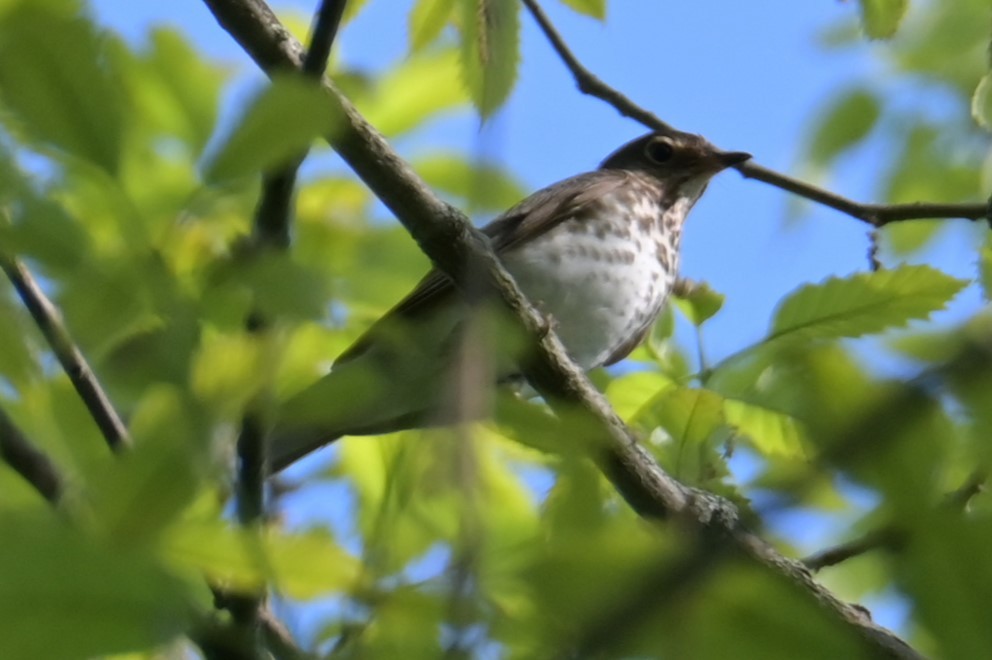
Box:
[0, 403, 63, 503]
[803, 528, 904, 572]
[200, 1, 924, 656]
[0, 254, 130, 452]
[521, 0, 989, 228]
[231, 0, 348, 646]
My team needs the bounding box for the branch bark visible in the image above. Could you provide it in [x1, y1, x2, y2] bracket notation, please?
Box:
[1, 254, 130, 452]
[199, 1, 923, 656]
[0, 403, 63, 504]
[522, 0, 989, 228]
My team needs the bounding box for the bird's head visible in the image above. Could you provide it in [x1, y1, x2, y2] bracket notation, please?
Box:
[600, 130, 751, 202]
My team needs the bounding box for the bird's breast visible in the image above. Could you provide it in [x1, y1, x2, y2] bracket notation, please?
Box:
[501, 196, 681, 370]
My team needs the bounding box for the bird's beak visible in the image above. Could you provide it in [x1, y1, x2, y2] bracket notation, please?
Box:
[718, 150, 752, 168]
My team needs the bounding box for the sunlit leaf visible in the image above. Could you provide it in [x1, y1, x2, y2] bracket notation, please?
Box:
[673, 281, 725, 326]
[409, 0, 458, 50]
[858, 0, 908, 39]
[0, 3, 123, 171]
[357, 49, 469, 136]
[0, 514, 192, 660]
[414, 152, 526, 212]
[162, 520, 358, 599]
[723, 398, 807, 458]
[85, 387, 203, 542]
[202, 75, 336, 182]
[972, 73, 992, 133]
[768, 265, 966, 344]
[806, 88, 880, 167]
[115, 28, 225, 153]
[605, 370, 675, 420]
[557, 0, 606, 20]
[459, 0, 521, 117]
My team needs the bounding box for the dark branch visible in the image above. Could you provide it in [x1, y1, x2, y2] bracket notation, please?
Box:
[0, 403, 63, 504]
[231, 0, 349, 644]
[803, 528, 904, 572]
[200, 1, 924, 656]
[522, 0, 989, 228]
[0, 254, 130, 452]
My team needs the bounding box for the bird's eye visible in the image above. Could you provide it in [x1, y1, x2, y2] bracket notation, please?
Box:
[645, 138, 675, 164]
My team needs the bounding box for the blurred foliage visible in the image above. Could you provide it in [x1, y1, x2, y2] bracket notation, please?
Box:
[0, 0, 989, 659]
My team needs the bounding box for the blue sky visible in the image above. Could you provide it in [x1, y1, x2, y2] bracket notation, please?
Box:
[86, 0, 981, 639]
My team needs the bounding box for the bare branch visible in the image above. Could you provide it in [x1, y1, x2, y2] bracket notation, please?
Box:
[522, 0, 990, 228]
[0, 254, 130, 452]
[199, 1, 924, 656]
[803, 528, 904, 572]
[0, 403, 63, 504]
[231, 0, 349, 647]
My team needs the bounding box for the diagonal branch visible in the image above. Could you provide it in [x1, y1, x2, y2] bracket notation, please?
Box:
[0, 402, 64, 504]
[522, 0, 989, 228]
[200, 1, 923, 656]
[0, 254, 130, 452]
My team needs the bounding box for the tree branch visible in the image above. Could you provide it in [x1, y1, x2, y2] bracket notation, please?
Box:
[803, 528, 905, 572]
[199, 1, 923, 656]
[0, 402, 64, 504]
[0, 254, 130, 452]
[230, 0, 349, 646]
[521, 0, 990, 228]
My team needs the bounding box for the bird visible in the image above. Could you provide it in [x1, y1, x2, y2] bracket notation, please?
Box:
[270, 129, 750, 471]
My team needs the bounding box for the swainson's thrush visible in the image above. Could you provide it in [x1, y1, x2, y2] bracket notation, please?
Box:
[272, 130, 750, 469]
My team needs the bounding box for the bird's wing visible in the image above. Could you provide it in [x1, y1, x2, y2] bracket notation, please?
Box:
[334, 171, 631, 365]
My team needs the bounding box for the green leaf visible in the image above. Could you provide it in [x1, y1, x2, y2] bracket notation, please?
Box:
[723, 398, 807, 458]
[0, 3, 123, 172]
[203, 74, 336, 182]
[972, 73, 992, 132]
[768, 265, 966, 344]
[605, 370, 676, 420]
[86, 387, 202, 542]
[121, 28, 225, 153]
[357, 49, 469, 136]
[557, 0, 606, 20]
[162, 520, 358, 600]
[806, 88, 880, 167]
[858, 0, 908, 39]
[901, 513, 992, 660]
[673, 281, 725, 326]
[0, 514, 192, 660]
[414, 152, 527, 212]
[410, 0, 458, 51]
[459, 0, 521, 117]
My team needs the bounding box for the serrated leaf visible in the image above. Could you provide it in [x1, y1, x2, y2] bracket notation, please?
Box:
[972, 73, 992, 132]
[357, 49, 468, 136]
[768, 265, 966, 344]
[858, 0, 908, 39]
[557, 0, 606, 20]
[410, 0, 458, 51]
[202, 75, 336, 182]
[723, 398, 807, 458]
[673, 281, 725, 326]
[806, 88, 880, 167]
[459, 0, 520, 117]
[0, 3, 123, 172]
